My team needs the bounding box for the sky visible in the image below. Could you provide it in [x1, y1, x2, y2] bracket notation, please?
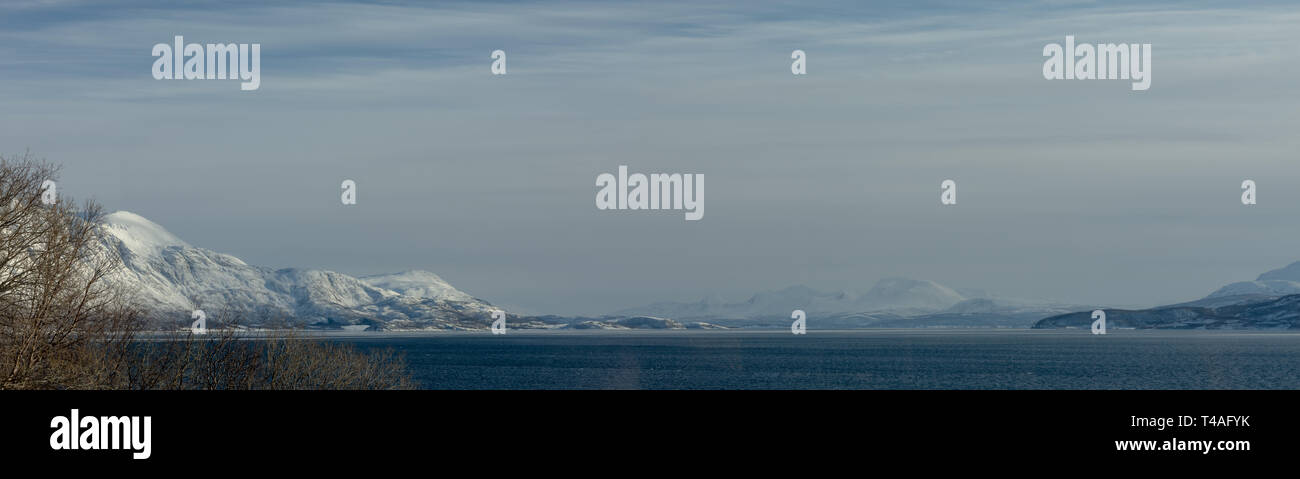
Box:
[2, 0, 1299, 315]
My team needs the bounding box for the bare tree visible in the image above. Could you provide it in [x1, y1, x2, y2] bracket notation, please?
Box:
[0, 151, 140, 389]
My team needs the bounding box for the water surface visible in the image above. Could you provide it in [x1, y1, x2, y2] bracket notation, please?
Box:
[340, 329, 1300, 389]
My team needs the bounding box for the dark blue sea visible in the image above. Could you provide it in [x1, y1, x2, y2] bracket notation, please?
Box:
[338, 330, 1300, 389]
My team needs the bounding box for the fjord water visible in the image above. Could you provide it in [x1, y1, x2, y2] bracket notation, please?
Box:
[343, 330, 1300, 389]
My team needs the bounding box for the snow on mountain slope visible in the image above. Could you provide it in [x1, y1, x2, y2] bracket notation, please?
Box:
[98, 211, 496, 329]
[1204, 261, 1300, 300]
[1257, 262, 1300, 281]
[1035, 294, 1300, 330]
[1036, 260, 1300, 330]
[853, 277, 965, 313]
[102, 211, 190, 253]
[360, 270, 475, 302]
[1207, 281, 1300, 298]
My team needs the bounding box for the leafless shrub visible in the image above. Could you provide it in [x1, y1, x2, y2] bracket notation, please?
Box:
[129, 321, 415, 390]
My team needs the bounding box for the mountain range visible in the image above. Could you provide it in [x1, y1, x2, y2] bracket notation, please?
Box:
[99, 211, 721, 331]
[1034, 262, 1300, 330]
[101, 211, 505, 330]
[97, 211, 1300, 330]
[611, 278, 1084, 328]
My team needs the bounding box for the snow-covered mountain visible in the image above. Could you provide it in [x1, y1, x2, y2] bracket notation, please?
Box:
[99, 211, 498, 330]
[853, 278, 965, 313]
[1204, 261, 1300, 300]
[1034, 295, 1300, 330]
[611, 277, 1055, 321]
[1036, 260, 1300, 330]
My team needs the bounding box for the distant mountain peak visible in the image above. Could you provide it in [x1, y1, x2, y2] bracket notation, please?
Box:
[102, 210, 190, 253]
[867, 277, 956, 294]
[1204, 260, 1300, 301]
[1257, 261, 1300, 282]
[359, 270, 474, 302]
[856, 277, 965, 311]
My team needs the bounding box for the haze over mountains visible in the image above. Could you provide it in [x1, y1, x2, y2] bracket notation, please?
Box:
[615, 279, 963, 319]
[611, 278, 1087, 328]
